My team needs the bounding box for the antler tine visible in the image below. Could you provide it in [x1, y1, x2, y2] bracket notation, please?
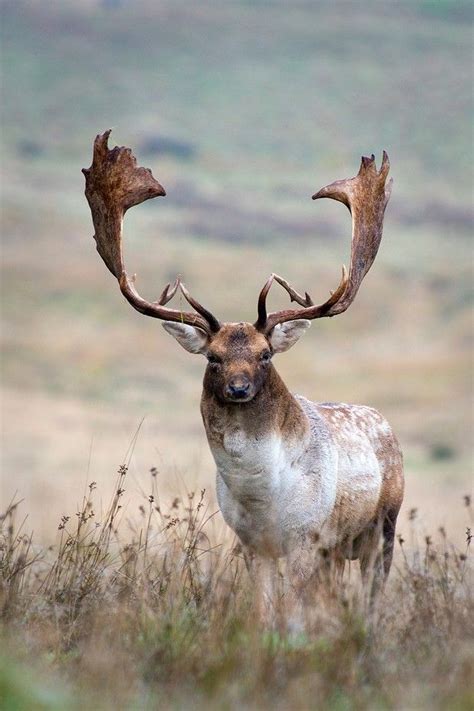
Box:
[255, 274, 275, 331]
[179, 281, 221, 333]
[272, 274, 314, 307]
[83, 131, 220, 334]
[156, 278, 180, 306]
[255, 152, 391, 334]
[327, 264, 349, 302]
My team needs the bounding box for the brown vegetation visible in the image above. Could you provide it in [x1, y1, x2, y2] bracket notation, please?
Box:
[1, 468, 472, 710]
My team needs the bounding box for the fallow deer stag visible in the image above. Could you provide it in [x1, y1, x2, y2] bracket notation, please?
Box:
[83, 130, 404, 598]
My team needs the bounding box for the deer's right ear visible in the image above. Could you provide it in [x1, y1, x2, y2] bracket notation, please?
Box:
[162, 322, 209, 354]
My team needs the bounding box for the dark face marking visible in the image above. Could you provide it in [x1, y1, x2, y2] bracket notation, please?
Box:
[203, 323, 273, 403]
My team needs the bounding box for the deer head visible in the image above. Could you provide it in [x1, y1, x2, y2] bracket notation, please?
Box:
[83, 131, 392, 404]
[162, 321, 310, 403]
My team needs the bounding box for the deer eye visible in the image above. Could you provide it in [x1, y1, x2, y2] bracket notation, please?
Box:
[260, 351, 272, 364]
[207, 354, 222, 366]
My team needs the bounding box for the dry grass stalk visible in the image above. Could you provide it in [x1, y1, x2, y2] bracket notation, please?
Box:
[1, 467, 472, 710]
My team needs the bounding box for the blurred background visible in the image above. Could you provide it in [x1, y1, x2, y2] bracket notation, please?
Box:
[1, 0, 472, 541]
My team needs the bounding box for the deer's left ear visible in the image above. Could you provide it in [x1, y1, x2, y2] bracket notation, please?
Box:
[269, 320, 311, 353]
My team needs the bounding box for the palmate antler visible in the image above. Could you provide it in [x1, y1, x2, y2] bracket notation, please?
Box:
[255, 152, 392, 334]
[82, 130, 220, 333]
[84, 132, 391, 338]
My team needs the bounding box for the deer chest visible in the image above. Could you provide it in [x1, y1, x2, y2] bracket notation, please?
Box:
[212, 430, 336, 556]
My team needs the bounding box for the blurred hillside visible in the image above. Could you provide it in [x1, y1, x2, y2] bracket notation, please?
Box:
[1, 0, 472, 537]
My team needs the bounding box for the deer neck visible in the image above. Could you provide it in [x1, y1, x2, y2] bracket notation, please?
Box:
[200, 365, 309, 459]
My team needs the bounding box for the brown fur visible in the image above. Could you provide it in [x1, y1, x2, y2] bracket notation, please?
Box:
[317, 404, 404, 531]
[201, 358, 309, 447]
[200, 323, 404, 593]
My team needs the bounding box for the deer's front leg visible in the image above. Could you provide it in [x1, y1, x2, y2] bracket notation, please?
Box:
[288, 535, 346, 600]
[243, 548, 280, 626]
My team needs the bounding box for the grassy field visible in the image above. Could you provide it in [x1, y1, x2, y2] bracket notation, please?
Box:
[1, 475, 473, 710]
[1, 1, 473, 707]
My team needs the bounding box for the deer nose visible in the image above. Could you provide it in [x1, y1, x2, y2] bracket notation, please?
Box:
[226, 377, 251, 399]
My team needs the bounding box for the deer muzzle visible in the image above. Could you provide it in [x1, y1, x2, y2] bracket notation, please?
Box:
[225, 375, 252, 402]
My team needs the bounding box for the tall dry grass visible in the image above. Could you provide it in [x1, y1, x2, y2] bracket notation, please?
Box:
[1, 465, 472, 710]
